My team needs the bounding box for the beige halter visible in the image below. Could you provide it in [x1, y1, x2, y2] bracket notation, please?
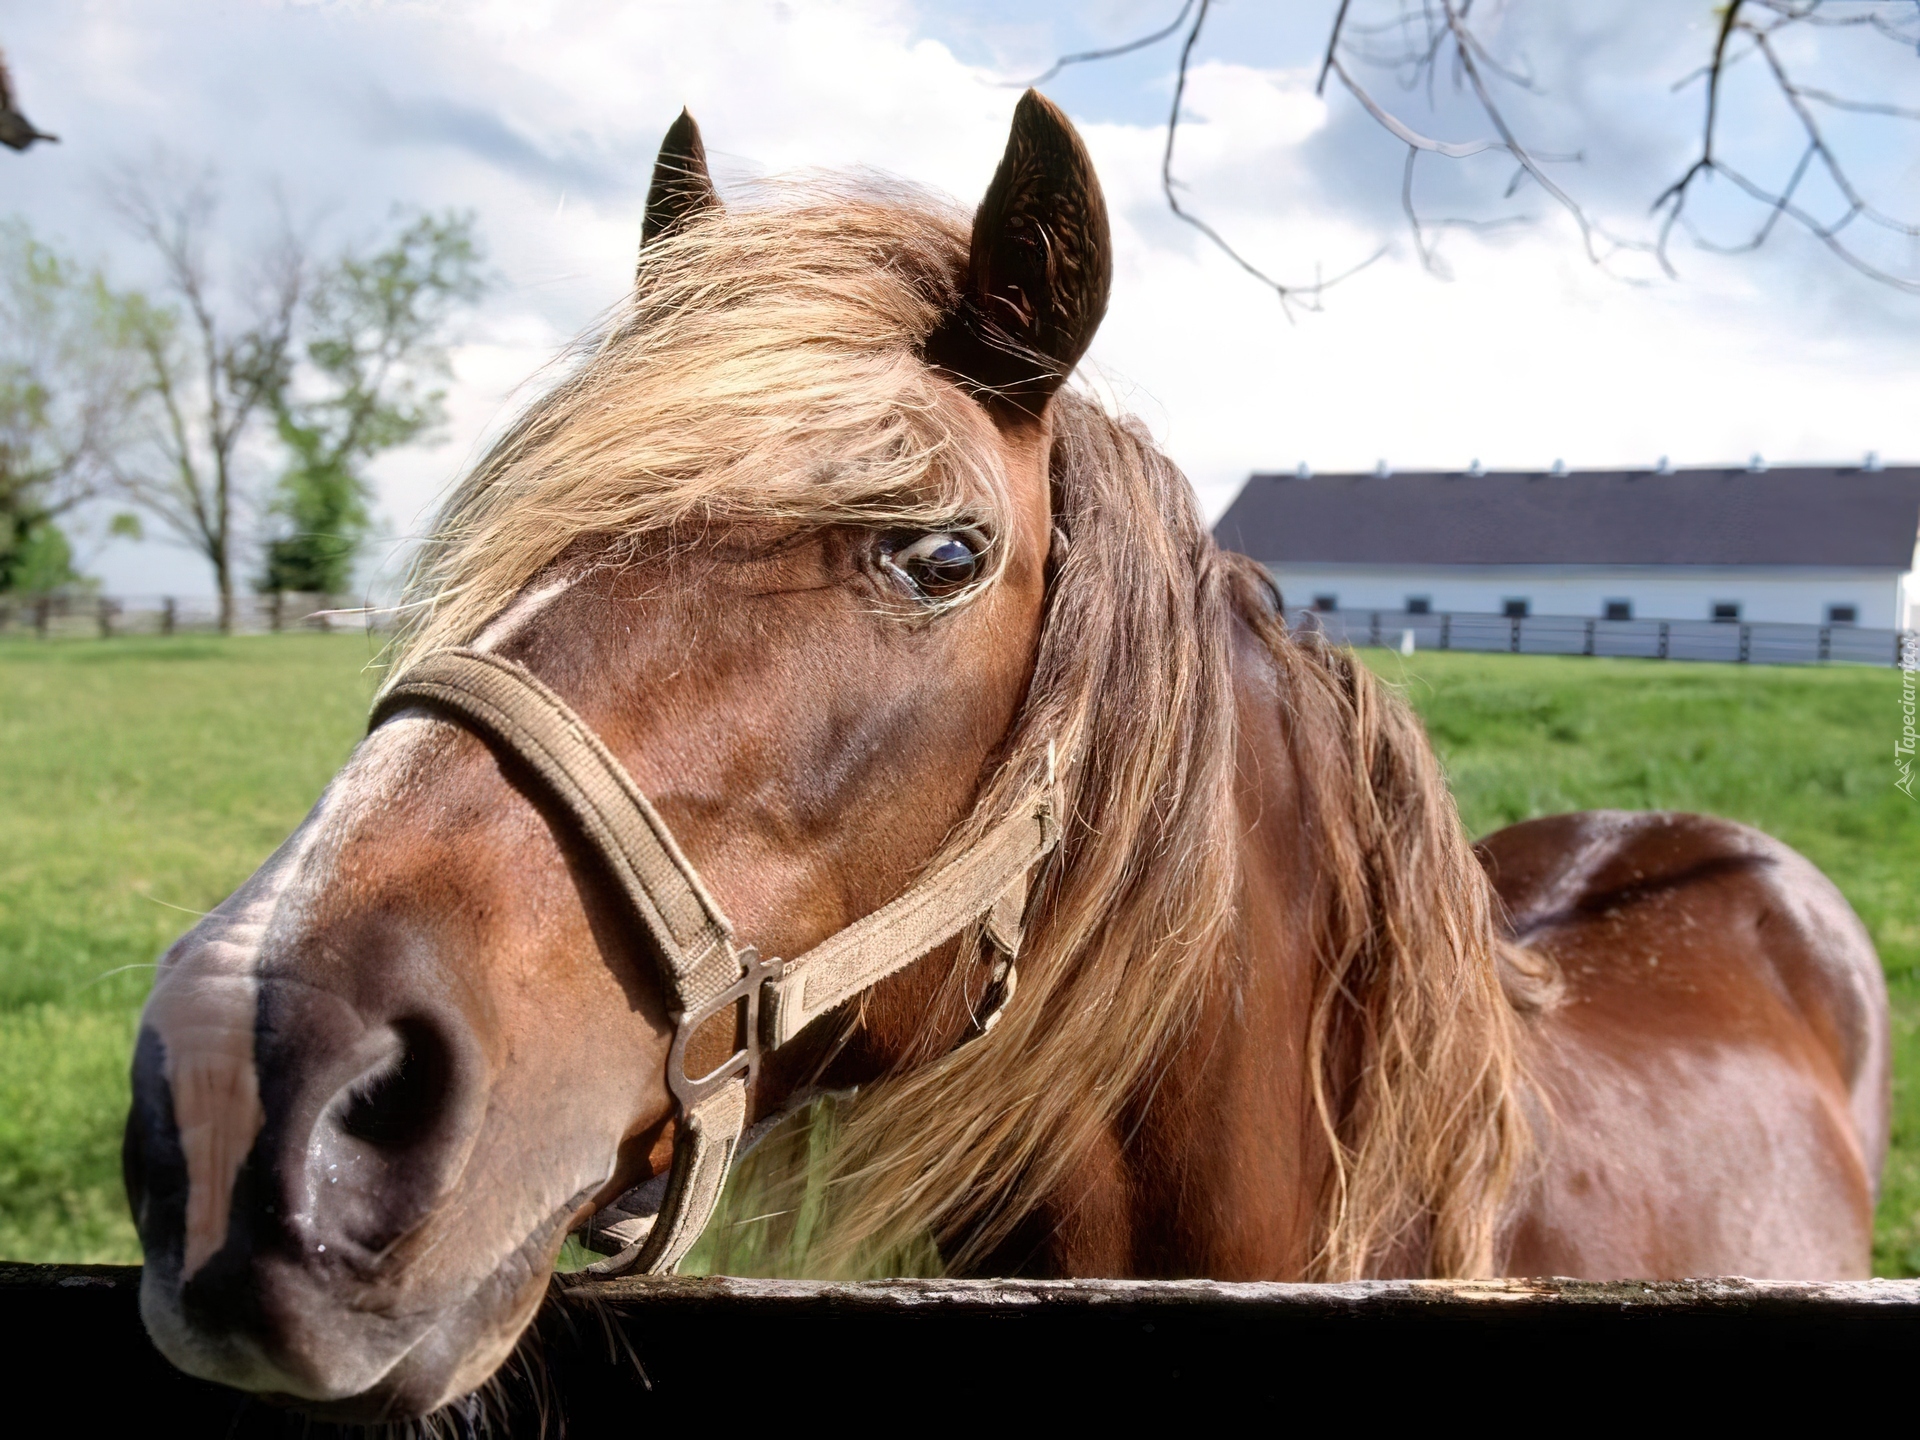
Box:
[370, 647, 1056, 1275]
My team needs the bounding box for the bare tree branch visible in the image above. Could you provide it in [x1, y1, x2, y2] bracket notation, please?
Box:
[1316, 0, 1356, 95]
[1037, 0, 1920, 302]
[1015, 1, 1382, 314]
[1654, 0, 1920, 295]
[1794, 84, 1920, 122]
[1011, 1, 1197, 88]
[1314, 0, 1659, 280]
[1157, 0, 1383, 316]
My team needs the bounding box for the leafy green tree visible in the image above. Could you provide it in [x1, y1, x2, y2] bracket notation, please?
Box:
[0, 221, 151, 594]
[259, 211, 485, 596]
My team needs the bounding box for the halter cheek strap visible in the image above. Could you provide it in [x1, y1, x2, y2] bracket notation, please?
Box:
[370, 646, 1057, 1275]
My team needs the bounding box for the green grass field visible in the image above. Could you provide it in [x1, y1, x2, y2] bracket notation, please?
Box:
[0, 635, 382, 1263]
[1, 635, 1914, 1273]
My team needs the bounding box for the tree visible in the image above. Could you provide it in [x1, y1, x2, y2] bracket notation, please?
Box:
[0, 221, 150, 594]
[101, 164, 488, 619]
[258, 211, 485, 595]
[1032, 1, 1920, 311]
[106, 160, 303, 631]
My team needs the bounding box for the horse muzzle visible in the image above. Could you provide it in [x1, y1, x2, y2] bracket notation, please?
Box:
[124, 958, 519, 1418]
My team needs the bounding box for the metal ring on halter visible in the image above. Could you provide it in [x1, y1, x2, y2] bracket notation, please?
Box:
[665, 947, 778, 1110]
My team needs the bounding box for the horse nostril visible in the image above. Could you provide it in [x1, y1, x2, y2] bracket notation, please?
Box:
[305, 1013, 483, 1254]
[337, 1019, 456, 1152]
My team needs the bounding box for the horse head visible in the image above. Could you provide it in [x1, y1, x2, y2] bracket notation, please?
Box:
[123, 92, 1112, 1419]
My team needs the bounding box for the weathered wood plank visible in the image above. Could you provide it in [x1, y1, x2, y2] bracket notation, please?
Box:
[567, 1270, 1920, 1309]
[4, 1263, 1915, 1429]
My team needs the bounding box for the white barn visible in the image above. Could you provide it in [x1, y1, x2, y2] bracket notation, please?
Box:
[1214, 463, 1920, 632]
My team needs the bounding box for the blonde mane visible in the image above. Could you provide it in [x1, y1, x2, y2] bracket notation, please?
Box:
[786, 398, 1540, 1279]
[395, 183, 1537, 1280]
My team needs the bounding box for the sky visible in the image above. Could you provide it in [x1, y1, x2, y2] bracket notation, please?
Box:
[6, 0, 1920, 599]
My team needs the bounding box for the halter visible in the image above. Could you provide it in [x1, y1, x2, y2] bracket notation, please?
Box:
[369, 647, 1057, 1275]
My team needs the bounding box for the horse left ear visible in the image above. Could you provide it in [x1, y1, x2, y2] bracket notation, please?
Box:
[641, 108, 721, 253]
[927, 90, 1112, 418]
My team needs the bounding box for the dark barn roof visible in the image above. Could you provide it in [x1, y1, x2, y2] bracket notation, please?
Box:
[1213, 466, 1920, 568]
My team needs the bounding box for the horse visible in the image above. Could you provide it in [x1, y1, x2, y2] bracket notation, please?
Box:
[122, 93, 1889, 1421]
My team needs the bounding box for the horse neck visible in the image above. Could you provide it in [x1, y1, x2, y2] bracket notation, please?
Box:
[970, 597, 1528, 1283]
[966, 610, 1337, 1279]
[769, 545, 1523, 1282]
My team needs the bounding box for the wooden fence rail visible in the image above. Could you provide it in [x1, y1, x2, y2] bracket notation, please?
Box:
[2, 1262, 1915, 1426]
[1298, 606, 1915, 667]
[0, 593, 383, 639]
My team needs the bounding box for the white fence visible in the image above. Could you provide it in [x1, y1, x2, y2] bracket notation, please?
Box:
[0, 593, 388, 639]
[1296, 607, 1913, 667]
[3, 595, 1909, 667]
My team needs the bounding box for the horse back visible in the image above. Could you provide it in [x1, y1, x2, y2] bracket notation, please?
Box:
[1477, 810, 1890, 1278]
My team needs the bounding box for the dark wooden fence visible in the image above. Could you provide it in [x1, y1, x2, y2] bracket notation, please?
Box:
[1298, 606, 1914, 667]
[0, 592, 376, 638]
[3, 1262, 1915, 1427]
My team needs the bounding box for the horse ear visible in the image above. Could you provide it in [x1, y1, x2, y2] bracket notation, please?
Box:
[641, 109, 720, 251]
[926, 90, 1112, 418]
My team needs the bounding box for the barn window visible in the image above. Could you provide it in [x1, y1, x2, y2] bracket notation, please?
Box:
[1502, 598, 1530, 618]
[1603, 600, 1632, 621]
[1312, 594, 1338, 612]
[1711, 602, 1741, 622]
[1826, 604, 1857, 625]
[1405, 596, 1431, 615]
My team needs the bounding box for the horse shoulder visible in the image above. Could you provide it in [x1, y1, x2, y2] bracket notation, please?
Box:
[1479, 809, 1888, 1279]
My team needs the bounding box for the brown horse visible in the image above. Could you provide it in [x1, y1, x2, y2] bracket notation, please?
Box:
[122, 94, 1889, 1420]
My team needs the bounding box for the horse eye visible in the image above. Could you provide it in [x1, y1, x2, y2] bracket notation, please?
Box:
[889, 531, 984, 599]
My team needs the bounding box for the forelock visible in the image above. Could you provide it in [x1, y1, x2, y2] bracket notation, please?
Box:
[389, 180, 1005, 670]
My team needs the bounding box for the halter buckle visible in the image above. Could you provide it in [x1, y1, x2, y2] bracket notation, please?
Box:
[665, 946, 780, 1110]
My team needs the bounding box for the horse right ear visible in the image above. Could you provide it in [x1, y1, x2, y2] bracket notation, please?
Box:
[641, 109, 720, 253]
[926, 90, 1112, 420]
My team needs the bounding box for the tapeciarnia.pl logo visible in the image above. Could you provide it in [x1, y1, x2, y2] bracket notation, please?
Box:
[1899, 633, 1918, 799]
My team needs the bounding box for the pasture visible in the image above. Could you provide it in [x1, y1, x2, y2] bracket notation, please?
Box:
[1, 634, 1914, 1274]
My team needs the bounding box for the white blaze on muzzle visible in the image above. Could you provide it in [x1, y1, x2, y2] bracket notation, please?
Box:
[143, 838, 319, 1281]
[151, 969, 265, 1282]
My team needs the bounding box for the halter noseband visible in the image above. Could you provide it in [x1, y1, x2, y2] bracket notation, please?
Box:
[369, 646, 1056, 1275]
